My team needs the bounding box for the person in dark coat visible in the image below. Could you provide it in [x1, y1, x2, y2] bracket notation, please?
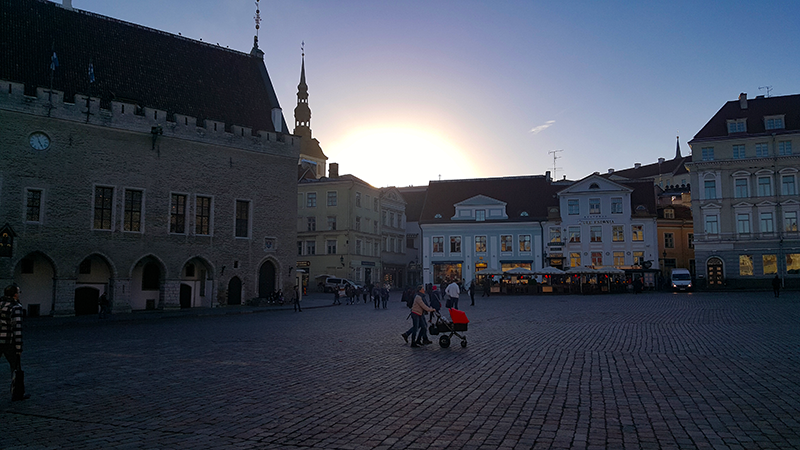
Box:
[1, 285, 29, 400]
[469, 281, 476, 306]
[772, 275, 781, 298]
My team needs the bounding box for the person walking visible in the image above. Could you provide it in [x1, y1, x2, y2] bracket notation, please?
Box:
[292, 285, 302, 312]
[1, 285, 29, 401]
[381, 285, 389, 309]
[483, 277, 491, 297]
[98, 291, 110, 319]
[772, 275, 781, 298]
[446, 279, 461, 309]
[468, 280, 476, 306]
[409, 285, 434, 347]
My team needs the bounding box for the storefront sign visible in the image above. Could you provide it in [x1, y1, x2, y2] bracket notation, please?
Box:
[297, 261, 310, 267]
[361, 261, 376, 266]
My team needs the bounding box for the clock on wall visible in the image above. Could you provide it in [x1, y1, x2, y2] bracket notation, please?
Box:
[29, 132, 50, 150]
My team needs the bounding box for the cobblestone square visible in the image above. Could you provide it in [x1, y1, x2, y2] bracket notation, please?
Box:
[2, 291, 799, 449]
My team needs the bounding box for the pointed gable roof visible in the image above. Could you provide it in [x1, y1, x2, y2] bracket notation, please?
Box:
[692, 93, 800, 141]
[1, 0, 287, 133]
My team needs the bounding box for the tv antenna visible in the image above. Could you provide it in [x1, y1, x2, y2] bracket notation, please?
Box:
[548, 149, 563, 180]
[758, 85, 773, 97]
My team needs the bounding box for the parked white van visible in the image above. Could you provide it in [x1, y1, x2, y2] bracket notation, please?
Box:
[669, 268, 693, 291]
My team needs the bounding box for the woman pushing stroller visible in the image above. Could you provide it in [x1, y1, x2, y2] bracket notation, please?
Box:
[402, 285, 435, 347]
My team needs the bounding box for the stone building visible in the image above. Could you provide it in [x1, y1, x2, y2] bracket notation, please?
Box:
[687, 93, 800, 289]
[379, 187, 407, 288]
[0, 0, 299, 315]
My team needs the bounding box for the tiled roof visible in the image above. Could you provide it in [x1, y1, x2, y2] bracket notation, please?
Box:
[692, 94, 800, 141]
[397, 187, 428, 222]
[606, 155, 691, 181]
[622, 180, 657, 216]
[0, 0, 286, 133]
[419, 176, 560, 223]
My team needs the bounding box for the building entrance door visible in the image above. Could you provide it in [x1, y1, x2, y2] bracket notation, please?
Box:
[707, 257, 724, 287]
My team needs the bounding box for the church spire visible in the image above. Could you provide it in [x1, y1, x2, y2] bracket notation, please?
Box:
[675, 135, 682, 159]
[293, 43, 311, 139]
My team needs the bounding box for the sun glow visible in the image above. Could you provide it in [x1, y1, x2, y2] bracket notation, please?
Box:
[325, 127, 479, 187]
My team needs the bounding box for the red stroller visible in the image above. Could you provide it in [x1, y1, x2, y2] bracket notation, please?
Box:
[429, 308, 469, 348]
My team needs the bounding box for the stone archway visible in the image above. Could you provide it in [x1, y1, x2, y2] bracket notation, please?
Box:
[707, 257, 724, 287]
[74, 286, 100, 316]
[228, 276, 242, 305]
[131, 256, 165, 310]
[180, 257, 213, 308]
[75, 254, 113, 315]
[258, 261, 277, 298]
[15, 252, 56, 316]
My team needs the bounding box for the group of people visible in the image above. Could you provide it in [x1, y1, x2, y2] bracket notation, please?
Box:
[332, 283, 390, 308]
[401, 279, 470, 348]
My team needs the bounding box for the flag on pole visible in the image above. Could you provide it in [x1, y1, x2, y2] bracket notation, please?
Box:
[89, 63, 95, 83]
[50, 52, 59, 71]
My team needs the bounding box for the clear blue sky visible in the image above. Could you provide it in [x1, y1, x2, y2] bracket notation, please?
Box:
[67, 0, 800, 187]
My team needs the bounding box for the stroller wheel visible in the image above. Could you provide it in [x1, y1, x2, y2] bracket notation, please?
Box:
[439, 335, 451, 348]
[461, 339, 467, 348]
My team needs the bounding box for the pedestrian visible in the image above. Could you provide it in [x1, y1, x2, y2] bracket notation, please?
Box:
[483, 277, 491, 297]
[337, 284, 346, 305]
[1, 284, 29, 401]
[633, 277, 643, 294]
[98, 291, 110, 319]
[468, 280, 475, 306]
[293, 285, 302, 312]
[404, 285, 434, 348]
[429, 285, 441, 313]
[333, 284, 341, 305]
[772, 275, 781, 298]
[372, 285, 381, 309]
[446, 279, 461, 309]
[381, 285, 389, 309]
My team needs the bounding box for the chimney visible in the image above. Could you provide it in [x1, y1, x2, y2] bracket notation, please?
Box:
[658, 157, 665, 164]
[329, 162, 339, 178]
[634, 163, 641, 169]
[63, 0, 73, 10]
[545, 170, 551, 181]
[608, 168, 614, 174]
[739, 93, 748, 110]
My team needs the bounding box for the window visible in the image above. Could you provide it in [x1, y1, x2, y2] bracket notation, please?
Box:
[758, 176, 772, 196]
[568, 226, 581, 243]
[589, 198, 601, 214]
[785, 211, 798, 232]
[25, 189, 42, 222]
[327, 216, 337, 231]
[306, 192, 316, 207]
[765, 116, 785, 130]
[611, 198, 623, 214]
[307, 216, 316, 231]
[327, 191, 337, 206]
[591, 252, 602, 266]
[374, 241, 380, 255]
[732, 144, 746, 159]
[570, 252, 581, 267]
[664, 209, 675, 219]
[704, 215, 719, 235]
[519, 235, 531, 252]
[79, 259, 91, 274]
[355, 239, 362, 255]
[355, 192, 361, 207]
[355, 216, 361, 231]
[739, 255, 754, 276]
[787, 254, 800, 274]
[782, 175, 797, 195]
[756, 143, 769, 157]
[476, 209, 486, 221]
[235, 200, 250, 238]
[568, 199, 579, 215]
[450, 236, 461, 253]
[501, 235, 513, 252]
[664, 232, 674, 248]
[124, 190, 143, 232]
[631, 225, 643, 241]
[727, 119, 746, 133]
[612, 225, 624, 242]
[613, 252, 625, 267]
[373, 220, 378, 234]
[736, 214, 750, 234]
[778, 141, 792, 156]
[701, 147, 714, 161]
[305, 240, 316, 255]
[763, 254, 777, 275]
[688, 233, 694, 248]
[549, 228, 561, 243]
[633, 251, 644, 266]
[327, 240, 337, 254]
[760, 212, 774, 233]
[196, 196, 211, 235]
[704, 180, 716, 199]
[734, 178, 749, 198]
[170, 193, 187, 234]
[373, 198, 378, 211]
[94, 186, 114, 230]
[590, 226, 602, 242]
[433, 236, 444, 253]
[475, 236, 487, 252]
[297, 241, 303, 256]
[383, 211, 388, 225]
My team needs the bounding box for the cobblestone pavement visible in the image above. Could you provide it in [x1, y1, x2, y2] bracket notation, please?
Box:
[2, 291, 799, 449]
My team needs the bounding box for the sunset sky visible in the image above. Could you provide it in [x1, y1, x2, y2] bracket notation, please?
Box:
[67, 0, 800, 187]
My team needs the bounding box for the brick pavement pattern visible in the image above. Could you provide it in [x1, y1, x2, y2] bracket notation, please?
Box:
[2, 291, 799, 449]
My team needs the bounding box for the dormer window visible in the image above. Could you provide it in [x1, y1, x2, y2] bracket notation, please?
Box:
[434, 214, 442, 219]
[589, 183, 600, 189]
[476, 209, 486, 221]
[664, 209, 675, 219]
[520, 211, 529, 217]
[765, 115, 785, 130]
[727, 118, 746, 133]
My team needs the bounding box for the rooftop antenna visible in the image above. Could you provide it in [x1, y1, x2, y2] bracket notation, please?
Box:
[548, 149, 563, 180]
[758, 85, 773, 97]
[253, 0, 261, 46]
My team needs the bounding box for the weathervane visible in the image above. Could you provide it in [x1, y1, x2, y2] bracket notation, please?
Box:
[253, 0, 261, 45]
